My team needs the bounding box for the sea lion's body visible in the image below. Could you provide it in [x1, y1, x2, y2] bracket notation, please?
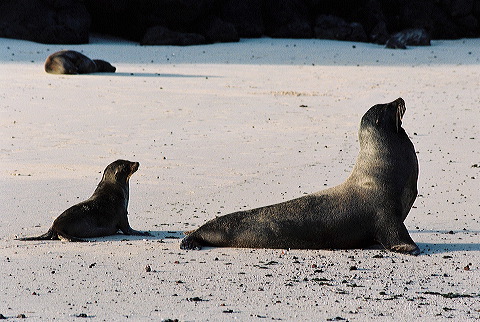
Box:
[44, 50, 116, 74]
[18, 160, 150, 242]
[181, 98, 420, 255]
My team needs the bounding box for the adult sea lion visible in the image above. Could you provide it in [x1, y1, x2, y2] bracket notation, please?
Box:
[18, 160, 151, 242]
[181, 98, 420, 255]
[44, 50, 116, 74]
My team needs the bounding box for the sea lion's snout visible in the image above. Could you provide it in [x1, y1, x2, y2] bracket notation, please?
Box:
[130, 162, 140, 174]
[392, 97, 406, 132]
[132, 162, 139, 171]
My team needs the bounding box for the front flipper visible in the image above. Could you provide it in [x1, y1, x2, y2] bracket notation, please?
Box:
[376, 221, 420, 256]
[119, 216, 152, 237]
[391, 243, 420, 255]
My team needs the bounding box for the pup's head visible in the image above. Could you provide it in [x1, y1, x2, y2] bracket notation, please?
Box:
[102, 160, 139, 184]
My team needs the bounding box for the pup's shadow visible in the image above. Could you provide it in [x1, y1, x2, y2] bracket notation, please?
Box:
[87, 230, 185, 242]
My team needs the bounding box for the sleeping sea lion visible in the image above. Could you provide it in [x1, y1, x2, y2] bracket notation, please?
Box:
[44, 50, 116, 74]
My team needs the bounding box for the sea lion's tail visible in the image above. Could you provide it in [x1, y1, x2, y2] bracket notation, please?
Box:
[16, 228, 58, 241]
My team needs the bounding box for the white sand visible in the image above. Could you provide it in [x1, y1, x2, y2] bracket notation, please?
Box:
[1, 35, 479, 320]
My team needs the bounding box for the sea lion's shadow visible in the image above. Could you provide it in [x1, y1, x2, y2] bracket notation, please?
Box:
[417, 242, 480, 255]
[88, 232, 480, 255]
[93, 72, 217, 78]
[88, 230, 185, 242]
[412, 230, 480, 255]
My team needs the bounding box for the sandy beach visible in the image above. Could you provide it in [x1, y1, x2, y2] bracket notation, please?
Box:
[1, 35, 479, 320]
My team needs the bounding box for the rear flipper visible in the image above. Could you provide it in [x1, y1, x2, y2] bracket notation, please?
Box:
[17, 228, 88, 242]
[16, 228, 58, 241]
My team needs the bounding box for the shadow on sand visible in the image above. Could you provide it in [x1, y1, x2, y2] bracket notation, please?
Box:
[81, 230, 185, 242]
[411, 230, 480, 255]
[92, 231, 480, 255]
[109, 72, 216, 78]
[417, 242, 480, 255]
[81, 72, 217, 78]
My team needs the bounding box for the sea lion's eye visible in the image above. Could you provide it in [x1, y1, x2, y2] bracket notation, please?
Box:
[114, 166, 125, 177]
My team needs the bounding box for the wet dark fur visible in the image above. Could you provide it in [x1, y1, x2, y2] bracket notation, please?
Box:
[17, 160, 150, 242]
[181, 98, 420, 255]
[44, 50, 116, 74]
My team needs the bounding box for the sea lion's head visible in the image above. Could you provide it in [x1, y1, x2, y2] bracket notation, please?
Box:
[102, 160, 139, 184]
[361, 98, 405, 133]
[359, 98, 407, 146]
[93, 59, 116, 73]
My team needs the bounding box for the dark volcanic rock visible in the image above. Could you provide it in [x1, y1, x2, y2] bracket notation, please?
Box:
[270, 20, 313, 39]
[199, 17, 239, 43]
[0, 0, 90, 44]
[454, 14, 479, 35]
[86, 0, 215, 42]
[220, 0, 264, 38]
[356, 0, 389, 44]
[369, 21, 390, 44]
[85, 0, 143, 41]
[314, 15, 368, 42]
[376, 0, 472, 40]
[263, 0, 313, 38]
[141, 26, 206, 46]
[1, 0, 479, 45]
[450, 0, 474, 17]
[385, 28, 431, 49]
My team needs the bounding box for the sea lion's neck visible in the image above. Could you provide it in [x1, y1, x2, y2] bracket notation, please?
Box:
[93, 179, 129, 205]
[349, 133, 403, 181]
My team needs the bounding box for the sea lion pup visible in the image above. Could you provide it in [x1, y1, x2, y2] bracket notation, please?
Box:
[44, 50, 116, 74]
[181, 98, 420, 255]
[18, 160, 151, 242]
